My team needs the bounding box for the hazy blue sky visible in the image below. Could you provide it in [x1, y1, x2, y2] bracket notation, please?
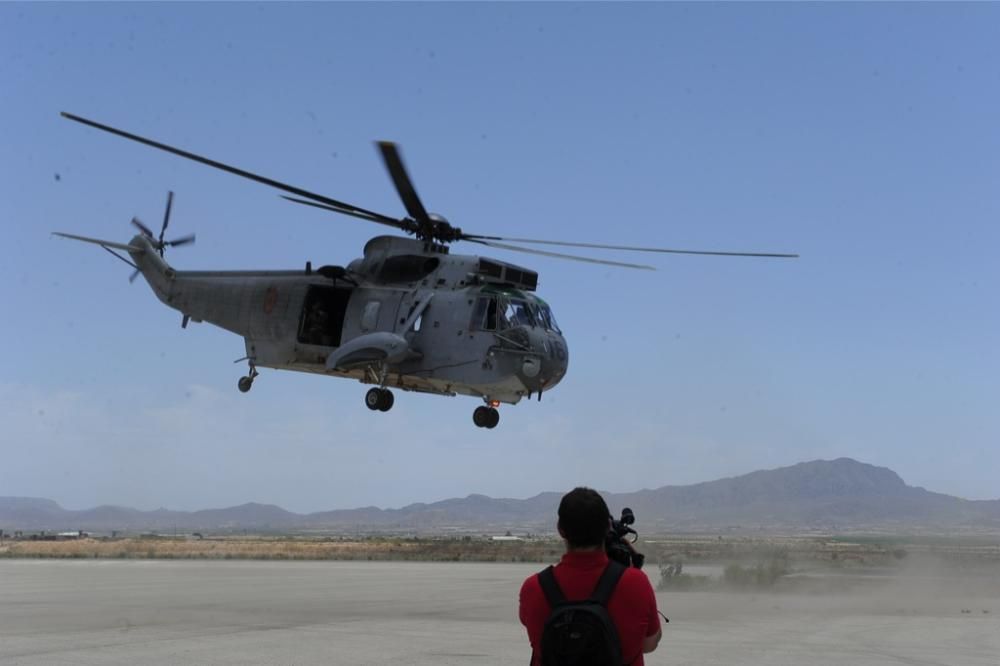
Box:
[2, 3, 998, 512]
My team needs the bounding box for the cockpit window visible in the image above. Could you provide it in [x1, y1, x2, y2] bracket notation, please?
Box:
[485, 298, 499, 330]
[471, 296, 500, 331]
[502, 298, 536, 328]
[474, 291, 550, 331]
[535, 303, 561, 334]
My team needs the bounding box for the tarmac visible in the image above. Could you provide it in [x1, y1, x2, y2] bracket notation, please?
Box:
[1, 559, 997, 665]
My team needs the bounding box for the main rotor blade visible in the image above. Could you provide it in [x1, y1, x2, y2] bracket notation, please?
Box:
[377, 141, 430, 222]
[61, 112, 397, 226]
[280, 196, 405, 229]
[464, 235, 799, 258]
[467, 239, 655, 270]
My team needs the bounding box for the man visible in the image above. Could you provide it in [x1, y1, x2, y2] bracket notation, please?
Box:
[519, 487, 662, 665]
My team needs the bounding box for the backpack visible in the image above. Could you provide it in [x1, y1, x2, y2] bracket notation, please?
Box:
[537, 561, 627, 666]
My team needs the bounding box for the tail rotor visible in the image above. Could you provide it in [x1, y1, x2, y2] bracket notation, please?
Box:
[128, 191, 196, 282]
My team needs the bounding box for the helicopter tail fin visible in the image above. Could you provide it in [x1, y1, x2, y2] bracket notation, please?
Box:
[51, 232, 145, 254]
[51, 231, 172, 291]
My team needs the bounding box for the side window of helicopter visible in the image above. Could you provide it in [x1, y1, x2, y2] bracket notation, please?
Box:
[485, 298, 499, 330]
[470, 296, 499, 331]
[470, 297, 487, 331]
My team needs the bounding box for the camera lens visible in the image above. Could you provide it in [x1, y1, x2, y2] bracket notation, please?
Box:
[621, 508, 635, 525]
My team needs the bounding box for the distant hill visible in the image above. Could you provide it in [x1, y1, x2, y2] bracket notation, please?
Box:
[3, 459, 999, 534]
[610, 458, 1000, 531]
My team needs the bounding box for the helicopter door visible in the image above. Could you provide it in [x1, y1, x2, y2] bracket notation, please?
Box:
[298, 286, 352, 347]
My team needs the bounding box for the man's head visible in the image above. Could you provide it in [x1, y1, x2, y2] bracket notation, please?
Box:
[557, 487, 611, 550]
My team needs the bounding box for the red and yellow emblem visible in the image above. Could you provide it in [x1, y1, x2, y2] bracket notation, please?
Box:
[263, 286, 278, 315]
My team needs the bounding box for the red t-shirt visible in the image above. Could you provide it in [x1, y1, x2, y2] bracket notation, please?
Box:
[519, 550, 661, 665]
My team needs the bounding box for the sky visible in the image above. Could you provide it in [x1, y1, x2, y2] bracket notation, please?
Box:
[1, 3, 998, 513]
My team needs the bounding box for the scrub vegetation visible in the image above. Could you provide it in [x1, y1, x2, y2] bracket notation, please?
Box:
[0, 535, 566, 562]
[3, 534, 998, 587]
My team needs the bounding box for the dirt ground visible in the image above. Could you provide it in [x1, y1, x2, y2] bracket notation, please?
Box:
[1, 559, 996, 665]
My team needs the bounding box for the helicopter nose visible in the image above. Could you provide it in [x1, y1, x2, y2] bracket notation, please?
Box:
[521, 332, 568, 394]
[546, 333, 569, 387]
[514, 329, 569, 396]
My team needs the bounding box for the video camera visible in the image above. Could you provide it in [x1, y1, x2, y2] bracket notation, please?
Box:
[606, 507, 645, 569]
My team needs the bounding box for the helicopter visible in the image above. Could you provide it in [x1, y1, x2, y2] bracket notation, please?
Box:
[54, 112, 797, 428]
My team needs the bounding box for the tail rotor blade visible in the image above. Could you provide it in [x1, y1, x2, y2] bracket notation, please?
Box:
[165, 233, 195, 248]
[158, 190, 174, 248]
[131, 217, 154, 238]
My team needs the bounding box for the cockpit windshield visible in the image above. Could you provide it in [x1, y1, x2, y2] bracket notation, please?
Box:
[470, 291, 561, 333]
[533, 301, 561, 334]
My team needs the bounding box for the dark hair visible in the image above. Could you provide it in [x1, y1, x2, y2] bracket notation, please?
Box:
[558, 487, 611, 548]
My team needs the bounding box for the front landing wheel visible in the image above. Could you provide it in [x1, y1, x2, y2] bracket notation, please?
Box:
[237, 376, 253, 393]
[365, 388, 394, 412]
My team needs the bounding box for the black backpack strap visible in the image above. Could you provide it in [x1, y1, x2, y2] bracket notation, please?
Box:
[589, 561, 627, 606]
[536, 566, 566, 606]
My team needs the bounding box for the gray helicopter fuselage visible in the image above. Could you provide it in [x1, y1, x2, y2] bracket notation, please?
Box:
[129, 234, 568, 404]
[56, 111, 797, 427]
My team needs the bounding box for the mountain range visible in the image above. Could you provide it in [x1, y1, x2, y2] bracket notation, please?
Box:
[3, 458, 999, 534]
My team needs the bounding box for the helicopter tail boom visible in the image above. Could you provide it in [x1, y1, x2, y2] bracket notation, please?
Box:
[128, 234, 175, 293]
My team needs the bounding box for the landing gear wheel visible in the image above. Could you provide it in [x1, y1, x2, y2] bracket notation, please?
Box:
[473, 406, 490, 427]
[238, 365, 258, 394]
[473, 406, 500, 428]
[365, 388, 394, 412]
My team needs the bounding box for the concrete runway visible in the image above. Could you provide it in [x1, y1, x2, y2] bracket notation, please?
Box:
[1, 560, 997, 665]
